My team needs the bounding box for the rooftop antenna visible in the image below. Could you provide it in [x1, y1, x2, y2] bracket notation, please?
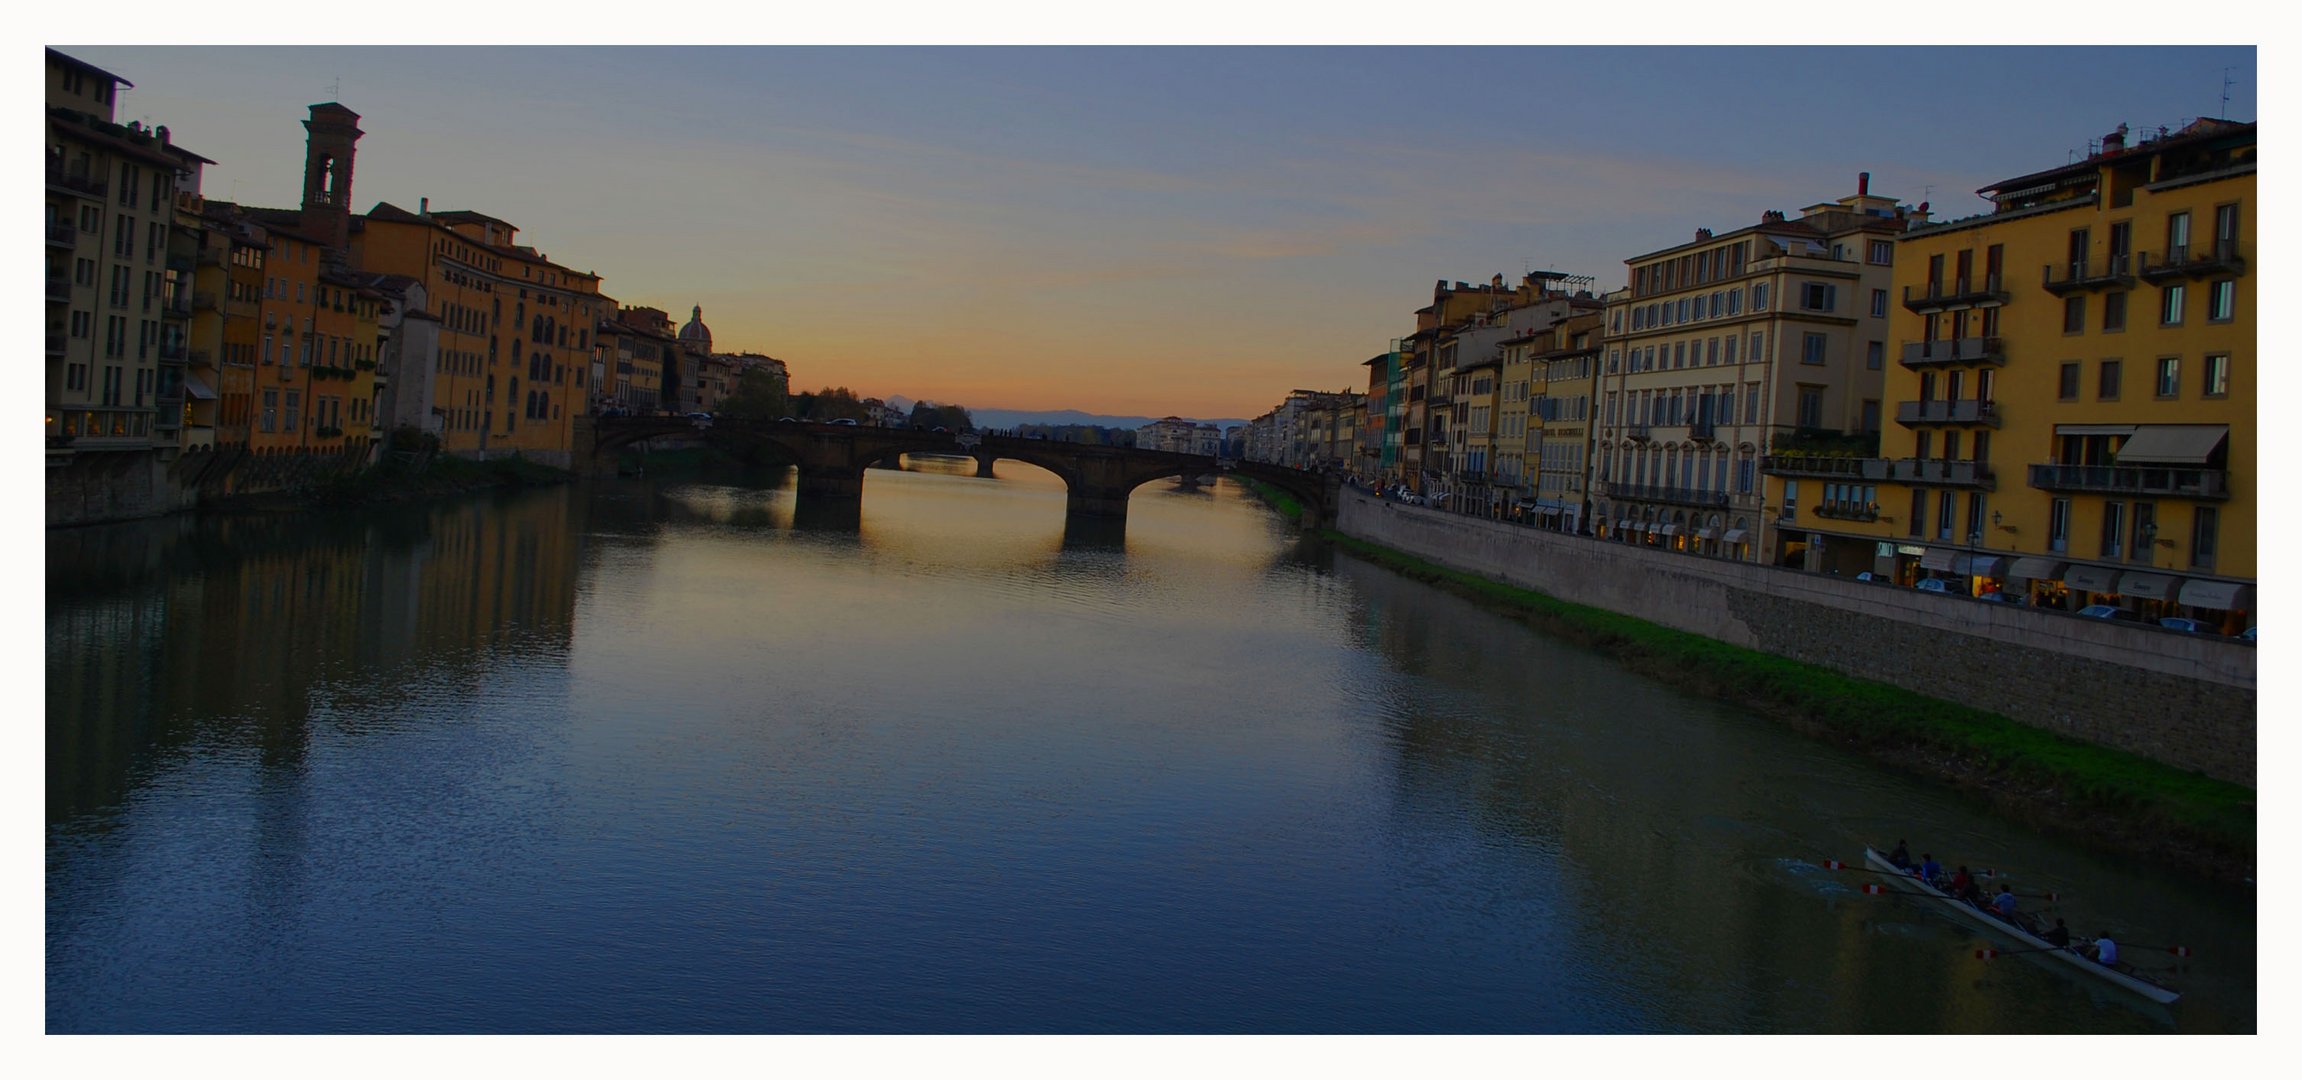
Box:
[327, 76, 342, 101]
[2220, 66, 2236, 116]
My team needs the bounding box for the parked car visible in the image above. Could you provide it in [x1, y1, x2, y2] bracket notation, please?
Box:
[829, 417, 859, 426]
[1913, 579, 1954, 594]
[776, 416, 798, 423]
[2158, 617, 2209, 633]
[685, 411, 713, 423]
[1854, 571, 1894, 585]
[2241, 626, 2257, 643]
[2075, 604, 2139, 621]
[1976, 591, 2024, 605]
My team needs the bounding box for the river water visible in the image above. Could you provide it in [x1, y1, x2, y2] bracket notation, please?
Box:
[45, 458, 2255, 1033]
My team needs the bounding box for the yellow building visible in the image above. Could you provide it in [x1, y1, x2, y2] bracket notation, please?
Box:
[1529, 310, 1603, 533]
[1773, 120, 2253, 631]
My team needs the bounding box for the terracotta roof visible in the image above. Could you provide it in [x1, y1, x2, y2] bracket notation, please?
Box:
[47, 49, 131, 89]
[1979, 118, 2256, 197]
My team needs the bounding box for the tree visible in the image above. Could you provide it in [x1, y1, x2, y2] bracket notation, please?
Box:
[907, 401, 974, 432]
[801, 386, 867, 422]
[716, 368, 791, 420]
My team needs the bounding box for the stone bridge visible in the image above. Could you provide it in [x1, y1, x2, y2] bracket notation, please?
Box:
[579, 416, 1339, 525]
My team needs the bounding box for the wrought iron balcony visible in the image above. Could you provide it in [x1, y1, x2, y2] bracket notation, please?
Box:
[158, 341, 188, 363]
[2027, 463, 2229, 500]
[164, 293, 192, 316]
[2138, 241, 2245, 281]
[47, 221, 77, 247]
[1895, 398, 2000, 428]
[1688, 418, 1718, 442]
[2040, 255, 2135, 294]
[1604, 481, 1729, 509]
[47, 277, 72, 302]
[1813, 500, 1880, 522]
[47, 333, 68, 356]
[1623, 423, 1653, 442]
[46, 161, 107, 199]
[1762, 454, 1881, 479]
[1901, 274, 2009, 312]
[1883, 457, 1995, 489]
[1899, 337, 2006, 369]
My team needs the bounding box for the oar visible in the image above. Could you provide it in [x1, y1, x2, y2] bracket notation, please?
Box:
[1974, 945, 2079, 960]
[1821, 860, 2063, 902]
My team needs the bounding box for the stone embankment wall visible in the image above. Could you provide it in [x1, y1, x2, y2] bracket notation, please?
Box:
[1336, 489, 2255, 786]
[49, 443, 374, 527]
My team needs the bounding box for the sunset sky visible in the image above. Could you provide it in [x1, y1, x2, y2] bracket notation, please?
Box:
[64, 43, 2257, 420]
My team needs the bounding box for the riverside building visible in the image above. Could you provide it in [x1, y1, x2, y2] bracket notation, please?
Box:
[1779, 121, 2255, 631]
[1599, 178, 1917, 562]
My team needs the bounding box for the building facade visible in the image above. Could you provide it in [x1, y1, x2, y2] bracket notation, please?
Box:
[1598, 179, 1917, 562]
[1772, 121, 2255, 632]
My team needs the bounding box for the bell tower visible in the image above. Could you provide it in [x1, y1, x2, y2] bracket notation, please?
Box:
[299, 102, 363, 251]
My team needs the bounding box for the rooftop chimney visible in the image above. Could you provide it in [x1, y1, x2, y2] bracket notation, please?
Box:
[2103, 123, 2129, 154]
[1859, 171, 1870, 196]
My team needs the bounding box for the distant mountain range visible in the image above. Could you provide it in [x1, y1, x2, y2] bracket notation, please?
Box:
[886, 397, 1245, 432]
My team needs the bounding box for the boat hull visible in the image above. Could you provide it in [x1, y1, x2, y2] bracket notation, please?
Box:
[1862, 848, 2179, 1005]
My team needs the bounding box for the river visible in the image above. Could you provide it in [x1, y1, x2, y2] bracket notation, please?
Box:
[45, 457, 2256, 1033]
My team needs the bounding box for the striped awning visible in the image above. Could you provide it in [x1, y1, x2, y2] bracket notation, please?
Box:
[183, 373, 217, 400]
[2064, 564, 2121, 593]
[1956, 555, 2006, 579]
[1695, 527, 1718, 541]
[1660, 524, 1680, 537]
[1919, 548, 1958, 571]
[1720, 529, 1748, 545]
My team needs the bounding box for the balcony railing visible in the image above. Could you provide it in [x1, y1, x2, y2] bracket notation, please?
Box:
[158, 341, 188, 363]
[1688, 418, 1717, 442]
[47, 333, 68, 356]
[189, 349, 213, 367]
[2138, 241, 2245, 281]
[2027, 463, 2229, 500]
[46, 161, 107, 199]
[1624, 423, 1653, 442]
[1762, 454, 1880, 479]
[1895, 398, 2000, 428]
[47, 277, 72, 302]
[1901, 274, 2009, 312]
[164, 293, 192, 316]
[1900, 336, 2005, 368]
[1813, 500, 1880, 522]
[193, 290, 219, 310]
[1604, 482, 1730, 508]
[47, 221, 77, 247]
[2040, 255, 2135, 294]
[1883, 458, 1994, 488]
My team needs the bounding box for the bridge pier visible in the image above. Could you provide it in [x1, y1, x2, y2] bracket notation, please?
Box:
[1065, 485, 1131, 521]
[974, 453, 997, 478]
[796, 464, 864, 501]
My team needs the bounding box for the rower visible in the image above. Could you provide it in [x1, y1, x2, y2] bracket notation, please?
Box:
[1949, 865, 1976, 901]
[1888, 840, 1911, 869]
[1918, 853, 1941, 884]
[2043, 919, 2071, 948]
[2091, 931, 2119, 967]
[1991, 883, 2018, 920]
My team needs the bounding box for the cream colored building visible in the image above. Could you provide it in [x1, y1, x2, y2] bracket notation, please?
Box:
[1594, 178, 1919, 561]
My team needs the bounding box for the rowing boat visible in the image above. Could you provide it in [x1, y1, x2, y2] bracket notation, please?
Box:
[1861, 847, 2181, 1005]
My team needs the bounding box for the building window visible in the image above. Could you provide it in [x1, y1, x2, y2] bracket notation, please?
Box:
[1868, 240, 1893, 265]
[2155, 357, 2180, 398]
[1870, 289, 1888, 317]
[2058, 362, 2080, 400]
[1801, 333, 1827, 365]
[2048, 499, 2070, 553]
[2130, 502, 2157, 563]
[2191, 507, 2219, 570]
[1752, 283, 1770, 311]
[2161, 284, 2186, 326]
[2100, 501, 2125, 560]
[2063, 295, 2086, 333]
[2097, 359, 2121, 401]
[1801, 283, 1836, 312]
[1795, 385, 1823, 429]
[1909, 489, 1927, 538]
[260, 389, 278, 433]
[1749, 330, 1765, 361]
[2103, 290, 2126, 332]
[1966, 492, 1986, 543]
[2166, 211, 2191, 254]
[2203, 353, 2229, 397]
[2208, 279, 2235, 322]
[1727, 289, 1741, 315]
[1866, 341, 1883, 370]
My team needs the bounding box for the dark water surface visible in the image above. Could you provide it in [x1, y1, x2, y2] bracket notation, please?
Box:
[46, 460, 2255, 1032]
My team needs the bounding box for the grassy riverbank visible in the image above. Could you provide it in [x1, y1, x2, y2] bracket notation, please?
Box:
[1239, 482, 2254, 882]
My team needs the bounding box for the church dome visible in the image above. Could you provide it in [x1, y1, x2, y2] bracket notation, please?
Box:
[677, 304, 712, 349]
